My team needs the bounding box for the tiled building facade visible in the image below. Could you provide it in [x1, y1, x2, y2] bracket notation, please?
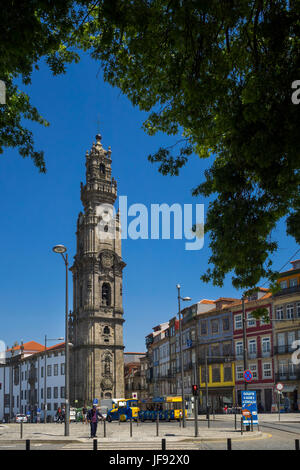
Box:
[144, 260, 300, 413]
[0, 341, 66, 422]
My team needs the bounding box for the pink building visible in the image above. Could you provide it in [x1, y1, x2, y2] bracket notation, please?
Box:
[232, 290, 275, 412]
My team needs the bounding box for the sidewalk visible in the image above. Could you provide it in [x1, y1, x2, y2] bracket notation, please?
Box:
[0, 421, 264, 444]
[189, 413, 300, 422]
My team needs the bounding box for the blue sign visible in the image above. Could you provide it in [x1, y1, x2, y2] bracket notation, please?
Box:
[242, 391, 258, 425]
[93, 399, 98, 405]
[26, 411, 30, 416]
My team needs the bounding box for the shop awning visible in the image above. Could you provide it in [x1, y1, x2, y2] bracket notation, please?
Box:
[282, 385, 298, 392]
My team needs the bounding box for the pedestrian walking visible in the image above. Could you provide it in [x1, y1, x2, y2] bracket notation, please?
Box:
[284, 395, 290, 413]
[87, 405, 103, 438]
[82, 405, 87, 424]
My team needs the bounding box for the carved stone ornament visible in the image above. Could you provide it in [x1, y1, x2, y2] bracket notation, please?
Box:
[101, 251, 114, 269]
[101, 377, 113, 391]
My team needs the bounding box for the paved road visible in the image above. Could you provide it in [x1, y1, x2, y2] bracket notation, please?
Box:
[0, 417, 299, 450]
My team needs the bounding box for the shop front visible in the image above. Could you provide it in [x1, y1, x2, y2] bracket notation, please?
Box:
[200, 387, 234, 413]
[279, 384, 299, 412]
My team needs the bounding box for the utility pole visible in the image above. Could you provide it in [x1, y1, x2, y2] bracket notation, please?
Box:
[242, 297, 248, 391]
[177, 286, 186, 428]
[176, 285, 191, 429]
[205, 348, 209, 420]
[44, 335, 47, 424]
[53, 245, 70, 436]
[242, 296, 250, 431]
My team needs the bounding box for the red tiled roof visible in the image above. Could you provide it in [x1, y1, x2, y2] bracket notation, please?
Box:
[8, 341, 44, 352]
[215, 297, 239, 302]
[46, 342, 65, 351]
[124, 352, 146, 355]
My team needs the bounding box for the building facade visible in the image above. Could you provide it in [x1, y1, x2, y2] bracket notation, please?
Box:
[233, 289, 274, 412]
[273, 260, 300, 411]
[70, 134, 125, 405]
[0, 341, 66, 422]
[197, 299, 236, 413]
[124, 353, 147, 401]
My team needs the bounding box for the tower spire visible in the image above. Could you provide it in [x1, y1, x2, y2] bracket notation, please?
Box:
[81, 134, 117, 210]
[70, 133, 125, 406]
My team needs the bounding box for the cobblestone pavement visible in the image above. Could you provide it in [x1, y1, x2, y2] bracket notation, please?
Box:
[0, 414, 299, 450]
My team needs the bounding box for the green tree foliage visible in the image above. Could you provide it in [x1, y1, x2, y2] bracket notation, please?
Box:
[76, 0, 300, 289]
[1, 1, 299, 290]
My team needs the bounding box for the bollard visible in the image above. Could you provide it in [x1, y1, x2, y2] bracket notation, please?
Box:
[207, 414, 210, 429]
[251, 415, 253, 432]
[296, 439, 300, 451]
[20, 421, 23, 439]
[162, 438, 166, 450]
[234, 412, 237, 431]
[26, 439, 30, 451]
[93, 439, 97, 451]
[156, 414, 159, 437]
[104, 418, 106, 438]
[130, 418, 133, 437]
[241, 417, 243, 435]
[227, 439, 232, 451]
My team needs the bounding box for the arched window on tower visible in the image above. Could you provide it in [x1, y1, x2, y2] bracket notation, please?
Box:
[103, 326, 110, 335]
[104, 355, 111, 375]
[102, 283, 111, 306]
[100, 163, 106, 176]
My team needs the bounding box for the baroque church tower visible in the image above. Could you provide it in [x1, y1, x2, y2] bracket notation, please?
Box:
[70, 134, 125, 405]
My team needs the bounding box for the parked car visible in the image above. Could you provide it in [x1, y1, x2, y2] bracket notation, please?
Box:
[15, 414, 27, 423]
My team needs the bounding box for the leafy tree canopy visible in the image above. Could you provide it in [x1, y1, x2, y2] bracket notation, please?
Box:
[1, 0, 300, 290]
[77, 0, 300, 290]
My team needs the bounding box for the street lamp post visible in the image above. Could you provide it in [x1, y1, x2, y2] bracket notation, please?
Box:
[205, 347, 209, 420]
[53, 244, 70, 436]
[242, 296, 248, 392]
[241, 295, 251, 431]
[176, 284, 191, 428]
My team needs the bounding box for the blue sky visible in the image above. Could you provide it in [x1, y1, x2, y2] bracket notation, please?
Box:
[0, 53, 298, 353]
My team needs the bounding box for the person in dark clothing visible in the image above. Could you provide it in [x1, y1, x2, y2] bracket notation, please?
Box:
[82, 405, 87, 424]
[87, 406, 103, 438]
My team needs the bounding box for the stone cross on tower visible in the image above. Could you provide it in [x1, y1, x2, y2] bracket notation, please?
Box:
[70, 134, 125, 405]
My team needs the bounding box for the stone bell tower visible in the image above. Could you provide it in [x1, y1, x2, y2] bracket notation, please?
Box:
[70, 134, 125, 405]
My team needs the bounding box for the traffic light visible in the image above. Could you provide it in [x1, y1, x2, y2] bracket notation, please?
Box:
[192, 384, 198, 396]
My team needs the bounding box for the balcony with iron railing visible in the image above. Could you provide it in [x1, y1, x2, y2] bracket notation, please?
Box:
[273, 285, 300, 297]
[198, 355, 234, 365]
[182, 362, 192, 371]
[235, 350, 272, 361]
[275, 372, 300, 382]
[156, 371, 175, 380]
[274, 345, 298, 355]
